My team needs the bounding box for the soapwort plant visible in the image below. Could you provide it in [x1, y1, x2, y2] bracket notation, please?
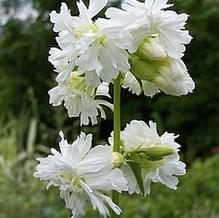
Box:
[34, 0, 195, 217]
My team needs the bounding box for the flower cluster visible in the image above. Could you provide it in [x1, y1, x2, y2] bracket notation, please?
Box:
[35, 120, 185, 217]
[35, 0, 194, 217]
[48, 0, 195, 125]
[118, 120, 186, 195]
[49, 71, 113, 126]
[34, 131, 127, 217]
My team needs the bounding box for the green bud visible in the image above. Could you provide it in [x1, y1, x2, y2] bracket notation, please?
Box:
[142, 146, 175, 160]
[129, 54, 160, 82]
[112, 152, 124, 168]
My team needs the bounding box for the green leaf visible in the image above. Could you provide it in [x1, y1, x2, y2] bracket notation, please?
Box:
[127, 160, 145, 195]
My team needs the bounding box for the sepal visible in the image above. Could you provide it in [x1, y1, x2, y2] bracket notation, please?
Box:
[129, 54, 160, 82]
[127, 159, 145, 195]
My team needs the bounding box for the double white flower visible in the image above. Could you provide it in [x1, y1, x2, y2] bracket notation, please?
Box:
[106, 0, 192, 58]
[106, 0, 195, 97]
[49, 0, 132, 85]
[48, 0, 195, 124]
[110, 120, 186, 195]
[49, 71, 113, 126]
[34, 131, 128, 218]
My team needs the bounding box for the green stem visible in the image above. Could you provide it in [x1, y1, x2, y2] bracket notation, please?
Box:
[113, 75, 121, 153]
[112, 74, 121, 217]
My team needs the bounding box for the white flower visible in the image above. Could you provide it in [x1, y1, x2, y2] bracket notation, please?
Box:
[106, 0, 192, 58]
[111, 120, 186, 195]
[121, 120, 181, 150]
[49, 1, 132, 85]
[48, 71, 113, 126]
[149, 10, 192, 59]
[124, 57, 195, 97]
[153, 58, 195, 96]
[34, 131, 128, 218]
[50, 2, 75, 33]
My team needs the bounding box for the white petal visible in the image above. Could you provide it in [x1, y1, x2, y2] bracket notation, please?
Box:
[48, 85, 65, 106]
[77, 0, 92, 23]
[122, 72, 142, 96]
[96, 82, 111, 98]
[95, 100, 113, 112]
[81, 182, 110, 217]
[155, 58, 195, 96]
[87, 168, 128, 192]
[141, 80, 160, 98]
[77, 145, 113, 176]
[50, 3, 74, 33]
[89, 0, 108, 18]
[97, 193, 122, 216]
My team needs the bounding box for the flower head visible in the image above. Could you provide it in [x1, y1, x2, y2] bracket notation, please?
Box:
[49, 71, 113, 126]
[34, 131, 128, 218]
[106, 0, 192, 58]
[106, 0, 194, 98]
[110, 120, 186, 195]
[49, 1, 132, 85]
[121, 120, 181, 150]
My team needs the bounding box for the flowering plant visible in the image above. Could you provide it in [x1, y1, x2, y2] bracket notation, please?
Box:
[34, 0, 195, 217]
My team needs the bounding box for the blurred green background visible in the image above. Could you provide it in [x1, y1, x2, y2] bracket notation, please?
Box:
[0, 0, 219, 217]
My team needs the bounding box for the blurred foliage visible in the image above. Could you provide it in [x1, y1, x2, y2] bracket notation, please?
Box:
[119, 154, 219, 218]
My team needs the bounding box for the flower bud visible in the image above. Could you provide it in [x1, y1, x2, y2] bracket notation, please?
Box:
[129, 54, 195, 96]
[129, 54, 161, 82]
[135, 37, 167, 61]
[154, 59, 195, 96]
[143, 146, 175, 161]
[112, 152, 124, 168]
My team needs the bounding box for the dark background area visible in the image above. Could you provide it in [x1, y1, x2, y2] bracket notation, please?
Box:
[0, 0, 219, 217]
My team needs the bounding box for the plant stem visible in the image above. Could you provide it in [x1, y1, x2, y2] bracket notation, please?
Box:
[112, 74, 121, 217]
[113, 75, 121, 153]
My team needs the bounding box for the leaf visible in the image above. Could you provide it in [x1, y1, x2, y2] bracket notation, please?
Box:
[27, 118, 37, 156]
[127, 160, 145, 195]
